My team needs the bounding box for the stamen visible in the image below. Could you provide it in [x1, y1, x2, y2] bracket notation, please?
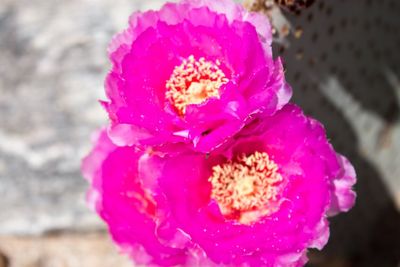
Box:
[166, 55, 228, 115]
[208, 152, 283, 224]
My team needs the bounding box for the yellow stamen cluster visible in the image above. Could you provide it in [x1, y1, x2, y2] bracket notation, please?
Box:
[209, 152, 283, 224]
[165, 55, 228, 115]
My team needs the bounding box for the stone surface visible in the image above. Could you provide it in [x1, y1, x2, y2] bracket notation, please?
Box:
[0, 0, 399, 266]
[0, 232, 132, 267]
[0, 0, 167, 235]
[0, 232, 360, 267]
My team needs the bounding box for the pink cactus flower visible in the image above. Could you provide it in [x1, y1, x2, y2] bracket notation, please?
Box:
[103, 0, 292, 153]
[82, 104, 356, 267]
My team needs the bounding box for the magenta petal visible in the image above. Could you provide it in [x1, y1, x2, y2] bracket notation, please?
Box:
[83, 102, 357, 266]
[82, 130, 194, 266]
[328, 154, 357, 215]
[183, 0, 272, 48]
[308, 218, 330, 250]
[83, 0, 357, 266]
[103, 0, 291, 153]
[108, 123, 154, 147]
[142, 104, 356, 266]
[82, 129, 116, 211]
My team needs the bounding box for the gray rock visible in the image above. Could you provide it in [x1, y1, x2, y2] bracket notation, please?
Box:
[0, 0, 167, 234]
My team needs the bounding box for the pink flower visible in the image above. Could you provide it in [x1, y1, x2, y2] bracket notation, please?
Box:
[82, 104, 356, 267]
[103, 0, 292, 153]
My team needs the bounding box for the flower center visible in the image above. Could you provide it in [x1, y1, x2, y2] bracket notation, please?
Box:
[209, 151, 283, 224]
[166, 55, 228, 115]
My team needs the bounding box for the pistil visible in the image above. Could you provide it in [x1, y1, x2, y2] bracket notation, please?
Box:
[209, 152, 284, 224]
[166, 55, 228, 115]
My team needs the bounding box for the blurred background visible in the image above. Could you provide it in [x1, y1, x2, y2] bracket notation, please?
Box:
[0, 0, 399, 266]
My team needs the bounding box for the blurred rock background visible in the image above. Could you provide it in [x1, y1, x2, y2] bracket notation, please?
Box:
[0, 0, 399, 266]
